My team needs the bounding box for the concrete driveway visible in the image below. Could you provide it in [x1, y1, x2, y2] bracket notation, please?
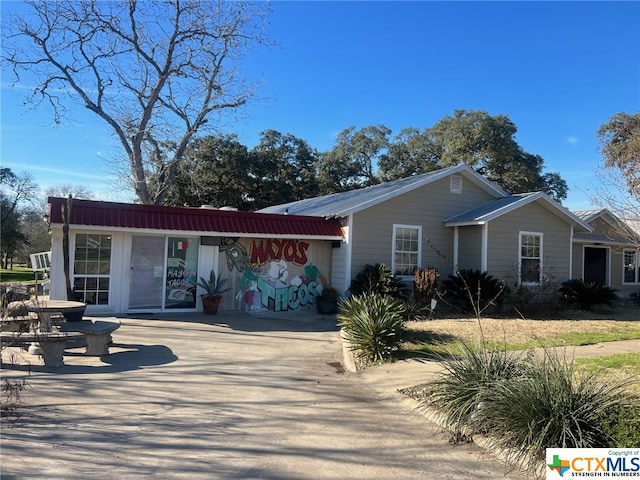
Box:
[1, 312, 526, 479]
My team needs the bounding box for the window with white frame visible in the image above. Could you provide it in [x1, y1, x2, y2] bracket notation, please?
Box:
[393, 225, 422, 277]
[623, 249, 639, 284]
[73, 233, 111, 304]
[519, 232, 542, 285]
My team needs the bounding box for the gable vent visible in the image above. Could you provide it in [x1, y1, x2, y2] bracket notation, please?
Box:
[450, 175, 462, 194]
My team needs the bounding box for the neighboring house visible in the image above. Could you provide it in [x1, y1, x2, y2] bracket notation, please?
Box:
[572, 209, 640, 297]
[259, 164, 593, 295]
[48, 164, 637, 316]
[46, 198, 343, 315]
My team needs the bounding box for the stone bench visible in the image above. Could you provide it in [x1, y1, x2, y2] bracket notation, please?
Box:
[0, 315, 37, 333]
[61, 319, 121, 356]
[1, 331, 85, 368]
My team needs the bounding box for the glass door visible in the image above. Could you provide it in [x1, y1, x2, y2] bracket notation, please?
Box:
[165, 237, 199, 309]
[128, 235, 165, 310]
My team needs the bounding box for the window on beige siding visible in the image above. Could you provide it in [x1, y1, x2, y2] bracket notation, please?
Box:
[624, 250, 639, 284]
[519, 232, 542, 285]
[393, 225, 422, 277]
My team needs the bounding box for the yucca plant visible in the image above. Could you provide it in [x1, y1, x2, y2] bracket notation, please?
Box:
[425, 342, 527, 438]
[478, 349, 632, 472]
[338, 293, 406, 364]
[349, 263, 409, 300]
[558, 279, 618, 310]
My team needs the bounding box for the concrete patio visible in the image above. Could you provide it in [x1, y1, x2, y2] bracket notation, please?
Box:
[0, 310, 529, 479]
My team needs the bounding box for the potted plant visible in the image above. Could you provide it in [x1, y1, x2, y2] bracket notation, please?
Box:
[197, 270, 232, 315]
[316, 285, 339, 314]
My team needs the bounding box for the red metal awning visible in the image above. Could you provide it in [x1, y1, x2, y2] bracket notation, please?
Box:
[48, 197, 344, 239]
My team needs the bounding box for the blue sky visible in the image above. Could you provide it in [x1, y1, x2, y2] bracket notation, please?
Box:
[2, 1, 639, 210]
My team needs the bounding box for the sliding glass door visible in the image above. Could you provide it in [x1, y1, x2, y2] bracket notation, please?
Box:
[129, 235, 200, 310]
[129, 235, 165, 310]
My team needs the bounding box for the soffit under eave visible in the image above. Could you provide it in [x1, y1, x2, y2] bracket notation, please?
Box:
[444, 221, 486, 227]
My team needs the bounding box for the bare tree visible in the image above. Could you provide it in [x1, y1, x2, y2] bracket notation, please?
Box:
[2, 0, 270, 205]
[45, 185, 94, 202]
[0, 168, 40, 268]
[592, 112, 640, 244]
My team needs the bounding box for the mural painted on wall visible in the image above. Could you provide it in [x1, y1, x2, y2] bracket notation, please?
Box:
[220, 237, 329, 312]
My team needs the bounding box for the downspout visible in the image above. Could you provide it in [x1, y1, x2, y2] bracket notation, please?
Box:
[344, 214, 354, 294]
[481, 222, 488, 272]
[453, 226, 459, 272]
[569, 226, 574, 279]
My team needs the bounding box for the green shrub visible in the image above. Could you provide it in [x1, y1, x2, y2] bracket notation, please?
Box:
[443, 269, 506, 314]
[558, 279, 618, 310]
[426, 342, 528, 438]
[424, 344, 635, 473]
[349, 263, 409, 300]
[600, 401, 640, 447]
[338, 293, 406, 364]
[506, 282, 564, 318]
[478, 349, 631, 472]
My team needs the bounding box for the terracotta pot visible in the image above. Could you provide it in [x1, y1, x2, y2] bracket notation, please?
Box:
[202, 295, 223, 315]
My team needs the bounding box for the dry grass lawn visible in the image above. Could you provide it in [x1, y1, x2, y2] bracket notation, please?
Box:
[405, 304, 640, 349]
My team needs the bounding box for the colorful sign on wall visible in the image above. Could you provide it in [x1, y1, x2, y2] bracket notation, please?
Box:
[220, 238, 329, 312]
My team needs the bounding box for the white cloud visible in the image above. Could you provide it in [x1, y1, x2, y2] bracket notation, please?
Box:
[565, 136, 579, 144]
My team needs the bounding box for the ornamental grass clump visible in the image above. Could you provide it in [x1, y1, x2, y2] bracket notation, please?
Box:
[338, 293, 406, 364]
[476, 349, 633, 473]
[426, 342, 528, 439]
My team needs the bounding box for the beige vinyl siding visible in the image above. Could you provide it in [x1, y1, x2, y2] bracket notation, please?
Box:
[571, 242, 582, 280]
[590, 217, 622, 238]
[457, 225, 483, 271]
[487, 202, 573, 285]
[330, 236, 349, 296]
[349, 176, 497, 281]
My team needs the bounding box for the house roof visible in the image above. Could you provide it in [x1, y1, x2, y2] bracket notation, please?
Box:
[257, 164, 508, 218]
[572, 208, 639, 245]
[573, 209, 607, 223]
[47, 197, 344, 240]
[444, 192, 593, 232]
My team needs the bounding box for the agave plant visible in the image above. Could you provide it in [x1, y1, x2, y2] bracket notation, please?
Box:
[197, 270, 231, 297]
[558, 279, 618, 310]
